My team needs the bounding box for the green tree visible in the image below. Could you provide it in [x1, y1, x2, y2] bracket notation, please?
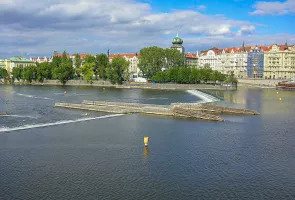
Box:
[138, 46, 165, 79]
[189, 69, 200, 84]
[22, 65, 37, 83]
[164, 48, 185, 69]
[53, 63, 74, 84]
[150, 67, 226, 84]
[78, 63, 95, 83]
[74, 53, 82, 69]
[0, 68, 9, 82]
[151, 71, 169, 83]
[199, 68, 212, 82]
[96, 53, 109, 80]
[12, 65, 24, 81]
[36, 62, 52, 82]
[225, 74, 238, 83]
[50, 54, 61, 74]
[107, 57, 129, 84]
[84, 55, 96, 64]
[61, 50, 68, 64]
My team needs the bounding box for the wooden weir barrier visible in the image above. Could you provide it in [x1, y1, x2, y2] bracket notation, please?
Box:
[172, 107, 224, 122]
[55, 100, 260, 122]
[171, 103, 260, 115]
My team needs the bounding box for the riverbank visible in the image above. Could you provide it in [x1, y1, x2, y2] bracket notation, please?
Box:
[237, 78, 280, 88]
[11, 80, 237, 91]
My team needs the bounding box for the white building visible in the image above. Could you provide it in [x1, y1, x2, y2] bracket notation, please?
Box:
[199, 43, 251, 78]
[199, 48, 221, 71]
[109, 53, 141, 78]
[30, 56, 52, 63]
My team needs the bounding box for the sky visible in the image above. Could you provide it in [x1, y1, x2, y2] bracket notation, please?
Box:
[0, 0, 295, 58]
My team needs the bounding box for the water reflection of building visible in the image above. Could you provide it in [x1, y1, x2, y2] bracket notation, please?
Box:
[247, 46, 264, 78]
[221, 91, 247, 105]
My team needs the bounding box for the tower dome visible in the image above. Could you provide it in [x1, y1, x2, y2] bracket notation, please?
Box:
[172, 32, 183, 45]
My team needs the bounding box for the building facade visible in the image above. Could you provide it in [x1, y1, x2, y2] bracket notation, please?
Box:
[109, 53, 140, 78]
[247, 46, 264, 78]
[171, 33, 185, 55]
[199, 48, 220, 70]
[30, 56, 53, 63]
[264, 43, 295, 79]
[1, 57, 34, 73]
[185, 53, 198, 68]
[199, 43, 250, 78]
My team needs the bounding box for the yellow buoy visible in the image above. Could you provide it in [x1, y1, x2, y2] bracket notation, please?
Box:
[279, 98, 282, 101]
[277, 91, 279, 94]
[64, 91, 67, 94]
[144, 137, 149, 146]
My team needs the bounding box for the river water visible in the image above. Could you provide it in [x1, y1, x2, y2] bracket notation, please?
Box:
[0, 85, 295, 199]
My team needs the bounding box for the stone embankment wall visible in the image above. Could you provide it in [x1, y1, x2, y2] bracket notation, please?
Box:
[238, 79, 281, 87]
[13, 80, 236, 91]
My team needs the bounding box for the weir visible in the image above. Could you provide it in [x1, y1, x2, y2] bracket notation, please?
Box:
[55, 100, 260, 122]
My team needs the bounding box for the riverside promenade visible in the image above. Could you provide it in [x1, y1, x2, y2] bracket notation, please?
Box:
[237, 78, 281, 88]
[19, 80, 237, 91]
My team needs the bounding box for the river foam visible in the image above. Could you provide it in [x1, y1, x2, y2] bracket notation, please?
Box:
[1, 115, 38, 119]
[187, 90, 220, 104]
[0, 114, 125, 133]
[15, 93, 54, 100]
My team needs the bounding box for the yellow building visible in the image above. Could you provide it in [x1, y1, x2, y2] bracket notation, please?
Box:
[0, 57, 35, 73]
[264, 43, 295, 79]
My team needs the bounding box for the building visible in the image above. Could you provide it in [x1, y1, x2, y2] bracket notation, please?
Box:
[30, 56, 52, 63]
[171, 33, 185, 55]
[53, 51, 70, 58]
[218, 42, 250, 78]
[198, 48, 221, 70]
[0, 60, 6, 69]
[1, 57, 34, 73]
[109, 53, 140, 78]
[71, 53, 89, 68]
[198, 43, 251, 78]
[263, 42, 295, 79]
[185, 52, 198, 68]
[247, 46, 264, 78]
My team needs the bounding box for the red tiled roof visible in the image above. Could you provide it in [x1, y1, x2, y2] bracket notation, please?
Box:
[109, 53, 139, 59]
[55, 53, 70, 58]
[185, 53, 197, 58]
[258, 46, 270, 51]
[72, 53, 89, 59]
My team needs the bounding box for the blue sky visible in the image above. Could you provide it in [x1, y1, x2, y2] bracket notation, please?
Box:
[0, 0, 295, 57]
[147, 0, 294, 34]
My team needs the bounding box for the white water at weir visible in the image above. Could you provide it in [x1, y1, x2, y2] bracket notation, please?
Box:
[187, 90, 220, 104]
[0, 114, 125, 133]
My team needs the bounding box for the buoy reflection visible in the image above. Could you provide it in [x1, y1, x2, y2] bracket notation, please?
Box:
[143, 146, 149, 158]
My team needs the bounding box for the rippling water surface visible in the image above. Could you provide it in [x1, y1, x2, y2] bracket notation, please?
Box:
[0, 85, 295, 199]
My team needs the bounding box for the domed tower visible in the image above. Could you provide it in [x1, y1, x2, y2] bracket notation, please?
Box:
[171, 32, 185, 55]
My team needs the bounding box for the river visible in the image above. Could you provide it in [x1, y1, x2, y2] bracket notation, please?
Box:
[0, 85, 295, 199]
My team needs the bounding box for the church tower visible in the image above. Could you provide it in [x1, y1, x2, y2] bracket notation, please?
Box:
[171, 32, 185, 55]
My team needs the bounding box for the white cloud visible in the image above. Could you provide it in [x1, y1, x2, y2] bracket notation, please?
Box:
[237, 25, 256, 36]
[197, 5, 206, 10]
[0, 0, 289, 57]
[250, 0, 295, 15]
